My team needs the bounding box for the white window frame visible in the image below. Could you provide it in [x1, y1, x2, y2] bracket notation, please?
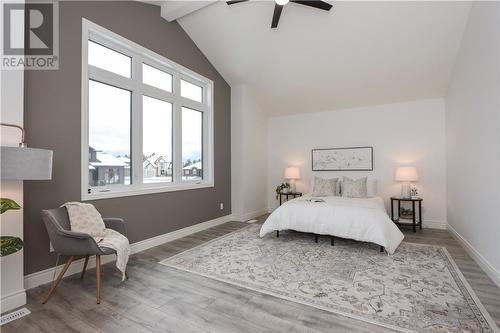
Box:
[81, 19, 214, 201]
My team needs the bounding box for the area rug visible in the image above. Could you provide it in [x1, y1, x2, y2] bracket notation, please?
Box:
[159, 225, 498, 333]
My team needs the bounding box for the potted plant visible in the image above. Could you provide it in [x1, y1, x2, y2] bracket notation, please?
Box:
[0, 198, 23, 257]
[275, 182, 291, 200]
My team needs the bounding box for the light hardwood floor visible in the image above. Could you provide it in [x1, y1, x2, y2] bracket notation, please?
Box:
[3, 216, 500, 332]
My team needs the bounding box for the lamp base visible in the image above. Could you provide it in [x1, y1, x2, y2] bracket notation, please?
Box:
[290, 179, 296, 193]
[401, 183, 411, 198]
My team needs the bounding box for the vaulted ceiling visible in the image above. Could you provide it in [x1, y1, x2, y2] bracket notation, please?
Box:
[162, 1, 471, 116]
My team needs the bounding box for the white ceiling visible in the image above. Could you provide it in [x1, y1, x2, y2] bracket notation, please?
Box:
[175, 1, 471, 116]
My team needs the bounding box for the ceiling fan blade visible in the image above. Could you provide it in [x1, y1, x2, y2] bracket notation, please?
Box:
[226, 0, 250, 5]
[271, 4, 284, 28]
[290, 0, 333, 11]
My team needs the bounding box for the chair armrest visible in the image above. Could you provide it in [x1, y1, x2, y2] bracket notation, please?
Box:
[52, 230, 103, 255]
[103, 218, 126, 236]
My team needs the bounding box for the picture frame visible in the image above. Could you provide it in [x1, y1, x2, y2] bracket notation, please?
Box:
[399, 206, 414, 219]
[311, 146, 373, 171]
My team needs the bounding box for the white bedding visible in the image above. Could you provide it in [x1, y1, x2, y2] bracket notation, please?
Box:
[260, 195, 404, 254]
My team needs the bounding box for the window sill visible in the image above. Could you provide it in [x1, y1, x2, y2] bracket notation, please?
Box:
[81, 182, 214, 201]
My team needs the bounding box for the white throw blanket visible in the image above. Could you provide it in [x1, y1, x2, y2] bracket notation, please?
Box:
[62, 202, 130, 281]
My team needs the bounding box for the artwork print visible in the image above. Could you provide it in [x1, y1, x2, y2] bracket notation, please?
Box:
[312, 147, 373, 171]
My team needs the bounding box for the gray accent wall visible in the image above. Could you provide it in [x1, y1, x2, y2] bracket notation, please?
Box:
[24, 1, 231, 275]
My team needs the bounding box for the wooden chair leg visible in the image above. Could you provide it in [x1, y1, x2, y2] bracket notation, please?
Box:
[315, 235, 319, 243]
[331, 236, 334, 246]
[125, 271, 129, 280]
[81, 255, 90, 279]
[96, 255, 101, 304]
[42, 256, 74, 304]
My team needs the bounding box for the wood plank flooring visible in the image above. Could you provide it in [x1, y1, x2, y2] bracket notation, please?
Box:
[3, 216, 500, 332]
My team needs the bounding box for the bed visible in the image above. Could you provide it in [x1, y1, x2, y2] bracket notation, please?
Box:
[260, 194, 404, 254]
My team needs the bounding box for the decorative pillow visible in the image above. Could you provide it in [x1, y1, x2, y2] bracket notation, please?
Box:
[341, 177, 368, 198]
[312, 177, 338, 197]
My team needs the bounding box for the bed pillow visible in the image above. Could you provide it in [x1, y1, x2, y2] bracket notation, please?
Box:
[312, 177, 338, 197]
[310, 177, 341, 195]
[339, 178, 376, 197]
[341, 177, 368, 198]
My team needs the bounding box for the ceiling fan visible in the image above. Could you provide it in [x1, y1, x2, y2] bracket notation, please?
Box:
[226, 0, 333, 29]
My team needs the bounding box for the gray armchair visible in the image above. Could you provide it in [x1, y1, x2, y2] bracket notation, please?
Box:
[41, 207, 128, 304]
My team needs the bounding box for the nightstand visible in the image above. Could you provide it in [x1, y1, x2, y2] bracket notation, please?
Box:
[390, 197, 423, 232]
[279, 192, 302, 205]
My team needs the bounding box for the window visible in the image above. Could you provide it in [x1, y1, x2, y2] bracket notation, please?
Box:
[181, 79, 203, 103]
[82, 20, 213, 200]
[88, 80, 131, 187]
[143, 64, 172, 92]
[88, 41, 131, 78]
[182, 107, 203, 181]
[143, 96, 172, 184]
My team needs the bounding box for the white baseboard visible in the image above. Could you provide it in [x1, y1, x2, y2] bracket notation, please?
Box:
[130, 214, 232, 253]
[24, 214, 232, 290]
[0, 289, 26, 314]
[422, 220, 447, 230]
[447, 223, 500, 289]
[231, 208, 268, 222]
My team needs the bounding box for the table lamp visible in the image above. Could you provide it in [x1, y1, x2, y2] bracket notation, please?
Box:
[284, 167, 300, 193]
[395, 166, 418, 198]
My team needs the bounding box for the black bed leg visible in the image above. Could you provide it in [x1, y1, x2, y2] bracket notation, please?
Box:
[331, 236, 334, 246]
[315, 235, 319, 243]
[380, 246, 384, 253]
[276, 230, 279, 238]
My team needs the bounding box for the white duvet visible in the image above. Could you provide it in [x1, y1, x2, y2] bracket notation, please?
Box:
[260, 195, 404, 254]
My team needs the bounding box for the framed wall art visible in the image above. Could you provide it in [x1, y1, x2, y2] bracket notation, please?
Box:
[312, 147, 373, 171]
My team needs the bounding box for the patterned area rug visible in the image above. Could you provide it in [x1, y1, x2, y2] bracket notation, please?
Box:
[159, 225, 498, 333]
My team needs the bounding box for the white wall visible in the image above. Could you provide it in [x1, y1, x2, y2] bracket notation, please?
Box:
[231, 85, 268, 221]
[445, 2, 500, 285]
[267, 98, 447, 228]
[0, 68, 27, 313]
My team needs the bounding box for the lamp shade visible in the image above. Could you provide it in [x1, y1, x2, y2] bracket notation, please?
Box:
[284, 167, 300, 180]
[395, 166, 418, 182]
[1, 146, 53, 180]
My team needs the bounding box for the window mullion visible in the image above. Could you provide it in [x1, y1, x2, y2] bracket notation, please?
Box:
[202, 110, 209, 182]
[205, 84, 213, 183]
[88, 65, 135, 91]
[178, 97, 208, 112]
[141, 84, 175, 104]
[131, 57, 143, 187]
[173, 76, 182, 185]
